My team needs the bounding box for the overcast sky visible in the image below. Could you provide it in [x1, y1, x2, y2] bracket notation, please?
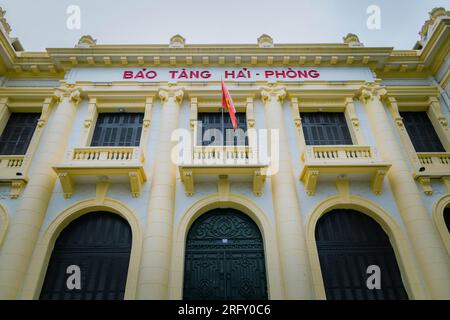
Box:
[1, 0, 449, 51]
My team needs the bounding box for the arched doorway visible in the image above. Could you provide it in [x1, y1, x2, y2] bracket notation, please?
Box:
[444, 207, 450, 233]
[183, 209, 268, 300]
[315, 209, 408, 300]
[39, 211, 132, 300]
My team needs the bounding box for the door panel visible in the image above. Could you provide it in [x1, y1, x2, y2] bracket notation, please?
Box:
[315, 209, 408, 300]
[39, 212, 132, 300]
[183, 209, 268, 300]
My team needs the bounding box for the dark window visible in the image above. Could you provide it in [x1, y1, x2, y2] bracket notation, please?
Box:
[315, 209, 409, 300]
[400, 112, 445, 152]
[91, 113, 143, 147]
[39, 212, 132, 300]
[300, 112, 352, 145]
[183, 209, 268, 300]
[197, 112, 248, 146]
[0, 113, 40, 155]
[444, 207, 450, 234]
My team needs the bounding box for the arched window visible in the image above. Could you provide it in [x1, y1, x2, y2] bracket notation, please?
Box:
[315, 209, 408, 300]
[39, 212, 132, 300]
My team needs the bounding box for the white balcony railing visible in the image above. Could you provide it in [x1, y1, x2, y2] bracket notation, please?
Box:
[0, 155, 27, 199]
[300, 145, 391, 196]
[0, 155, 24, 171]
[302, 145, 375, 163]
[68, 147, 142, 163]
[417, 152, 450, 176]
[53, 146, 146, 198]
[192, 146, 255, 164]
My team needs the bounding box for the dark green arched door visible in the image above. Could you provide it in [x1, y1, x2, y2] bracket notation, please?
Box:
[39, 212, 132, 300]
[315, 209, 408, 300]
[444, 207, 450, 233]
[183, 209, 268, 300]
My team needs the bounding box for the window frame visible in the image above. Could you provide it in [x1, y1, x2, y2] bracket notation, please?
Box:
[0, 112, 41, 155]
[299, 111, 354, 146]
[399, 111, 445, 152]
[290, 97, 365, 150]
[90, 112, 144, 147]
[386, 95, 450, 195]
[0, 96, 54, 198]
[81, 97, 153, 149]
[190, 96, 256, 148]
[196, 111, 249, 147]
[386, 96, 450, 164]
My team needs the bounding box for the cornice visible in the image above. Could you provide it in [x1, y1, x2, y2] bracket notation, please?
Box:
[384, 85, 440, 106]
[0, 86, 56, 98]
[0, 18, 447, 81]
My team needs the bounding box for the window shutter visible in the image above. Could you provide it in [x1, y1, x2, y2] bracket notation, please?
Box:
[0, 113, 40, 155]
[300, 112, 353, 145]
[198, 112, 248, 146]
[400, 112, 445, 152]
[91, 113, 144, 147]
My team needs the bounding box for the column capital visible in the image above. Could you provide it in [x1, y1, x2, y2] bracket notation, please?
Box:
[54, 86, 82, 106]
[69, 89, 82, 106]
[260, 85, 286, 103]
[357, 82, 387, 103]
[159, 86, 184, 104]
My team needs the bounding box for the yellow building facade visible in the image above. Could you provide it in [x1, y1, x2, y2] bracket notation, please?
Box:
[0, 7, 449, 300]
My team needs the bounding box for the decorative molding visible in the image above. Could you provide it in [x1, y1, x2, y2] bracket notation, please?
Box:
[53, 147, 146, 198]
[189, 97, 198, 130]
[159, 87, 184, 104]
[95, 179, 109, 204]
[417, 176, 433, 195]
[84, 98, 97, 128]
[260, 85, 286, 103]
[343, 33, 364, 47]
[300, 145, 391, 196]
[36, 97, 54, 128]
[76, 35, 97, 48]
[257, 34, 273, 48]
[246, 97, 255, 128]
[181, 169, 194, 196]
[371, 169, 387, 195]
[429, 97, 448, 128]
[143, 97, 153, 128]
[303, 169, 319, 196]
[69, 89, 82, 105]
[290, 97, 302, 129]
[345, 97, 359, 128]
[357, 82, 387, 103]
[9, 180, 25, 199]
[169, 34, 185, 48]
[218, 175, 229, 202]
[335, 176, 350, 200]
[386, 97, 404, 127]
[58, 172, 74, 199]
[442, 176, 450, 194]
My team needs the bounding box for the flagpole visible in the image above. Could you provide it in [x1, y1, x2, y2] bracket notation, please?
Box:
[221, 78, 224, 145]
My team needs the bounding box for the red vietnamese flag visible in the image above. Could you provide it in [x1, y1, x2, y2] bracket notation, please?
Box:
[221, 79, 238, 130]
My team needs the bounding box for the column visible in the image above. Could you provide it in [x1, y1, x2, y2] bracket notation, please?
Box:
[137, 86, 184, 299]
[261, 85, 313, 299]
[0, 86, 81, 299]
[360, 82, 450, 299]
